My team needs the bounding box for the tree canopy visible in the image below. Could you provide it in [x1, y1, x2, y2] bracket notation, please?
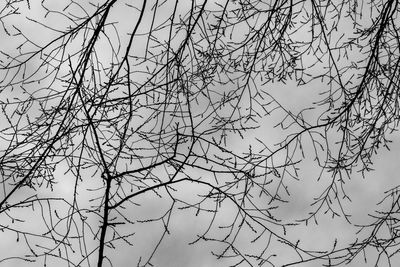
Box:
[0, 0, 399, 266]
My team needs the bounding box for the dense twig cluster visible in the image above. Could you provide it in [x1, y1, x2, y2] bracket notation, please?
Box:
[0, 0, 399, 266]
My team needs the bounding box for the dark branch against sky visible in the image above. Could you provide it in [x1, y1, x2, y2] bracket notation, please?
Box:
[0, 0, 400, 266]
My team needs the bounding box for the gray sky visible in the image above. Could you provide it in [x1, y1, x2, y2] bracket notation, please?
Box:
[1, 1, 400, 267]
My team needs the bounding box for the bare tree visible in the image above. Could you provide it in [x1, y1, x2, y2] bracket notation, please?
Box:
[0, 0, 399, 266]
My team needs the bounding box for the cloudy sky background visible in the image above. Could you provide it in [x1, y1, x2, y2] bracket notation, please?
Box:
[1, 1, 399, 266]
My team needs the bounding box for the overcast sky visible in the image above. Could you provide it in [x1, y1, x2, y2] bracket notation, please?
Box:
[1, 1, 400, 267]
